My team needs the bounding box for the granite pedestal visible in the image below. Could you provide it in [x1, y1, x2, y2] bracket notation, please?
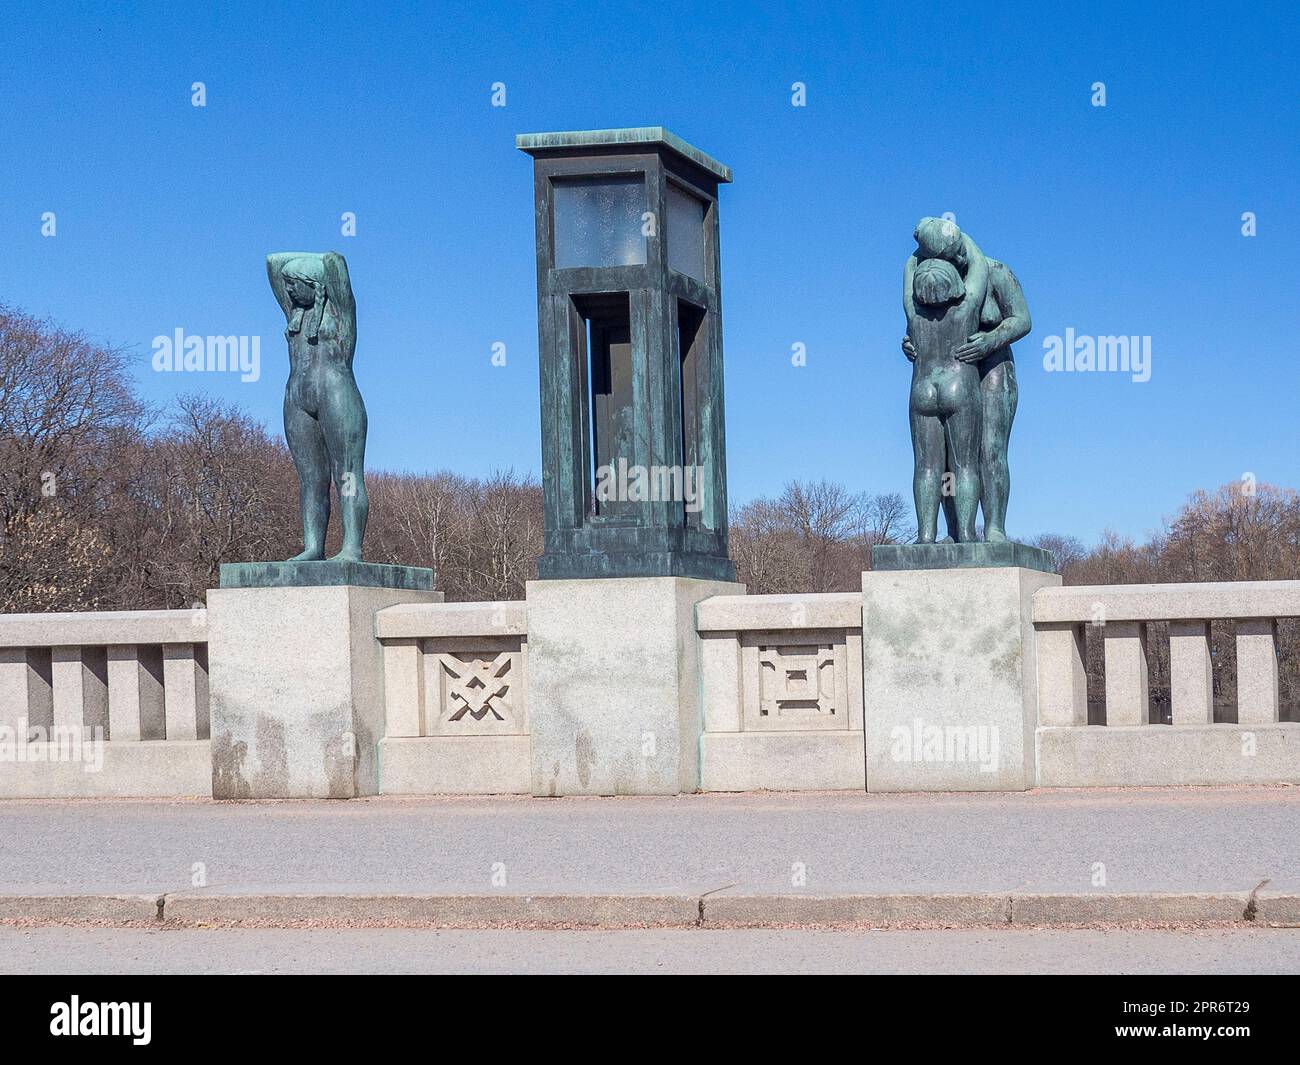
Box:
[526, 576, 743, 796]
[870, 541, 1057, 574]
[863, 546, 1059, 791]
[208, 561, 439, 798]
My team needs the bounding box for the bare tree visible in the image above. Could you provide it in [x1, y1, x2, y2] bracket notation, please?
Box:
[730, 480, 908, 593]
[369, 470, 470, 589]
[730, 497, 802, 593]
[0, 306, 147, 610]
[458, 469, 543, 601]
[1030, 532, 1088, 575]
[863, 491, 910, 546]
[93, 395, 299, 607]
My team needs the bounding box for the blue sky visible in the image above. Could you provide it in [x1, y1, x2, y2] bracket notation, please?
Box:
[2, 1, 1296, 545]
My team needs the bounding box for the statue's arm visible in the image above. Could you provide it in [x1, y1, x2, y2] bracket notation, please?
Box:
[984, 263, 1032, 348]
[322, 252, 356, 348]
[961, 235, 990, 307]
[900, 254, 919, 359]
[950, 239, 1001, 363]
[903, 252, 918, 319]
[266, 253, 300, 318]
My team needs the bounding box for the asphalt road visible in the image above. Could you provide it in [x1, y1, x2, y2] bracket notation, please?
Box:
[3, 926, 1298, 974]
[0, 787, 1295, 896]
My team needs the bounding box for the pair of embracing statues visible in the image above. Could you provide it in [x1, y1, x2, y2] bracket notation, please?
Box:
[902, 217, 1032, 545]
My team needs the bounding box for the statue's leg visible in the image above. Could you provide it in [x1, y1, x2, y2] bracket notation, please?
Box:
[945, 387, 983, 544]
[980, 354, 1018, 542]
[319, 376, 369, 562]
[940, 462, 959, 542]
[910, 406, 944, 544]
[284, 400, 329, 561]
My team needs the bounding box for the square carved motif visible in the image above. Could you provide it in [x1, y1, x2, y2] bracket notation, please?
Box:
[425, 644, 527, 735]
[745, 637, 849, 732]
[759, 643, 837, 717]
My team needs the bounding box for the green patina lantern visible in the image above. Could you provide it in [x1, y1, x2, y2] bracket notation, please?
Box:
[518, 127, 735, 581]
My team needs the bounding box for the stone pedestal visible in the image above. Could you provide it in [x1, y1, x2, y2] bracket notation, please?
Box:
[862, 557, 1059, 792]
[526, 576, 742, 795]
[208, 561, 439, 798]
[871, 540, 1057, 574]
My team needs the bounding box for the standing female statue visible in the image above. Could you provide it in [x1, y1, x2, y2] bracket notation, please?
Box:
[905, 256, 988, 543]
[902, 218, 1032, 542]
[266, 251, 369, 562]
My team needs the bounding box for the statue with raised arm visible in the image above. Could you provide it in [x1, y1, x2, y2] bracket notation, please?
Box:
[902, 218, 1032, 542]
[267, 250, 369, 562]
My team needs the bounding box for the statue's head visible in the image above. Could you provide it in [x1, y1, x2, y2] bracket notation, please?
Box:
[281, 256, 326, 308]
[913, 257, 965, 306]
[914, 217, 966, 268]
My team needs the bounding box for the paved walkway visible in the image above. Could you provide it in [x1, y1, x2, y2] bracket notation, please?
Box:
[5, 926, 1298, 974]
[1, 787, 1296, 899]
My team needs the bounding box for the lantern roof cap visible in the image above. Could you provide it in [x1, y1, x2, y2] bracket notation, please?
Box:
[516, 127, 732, 183]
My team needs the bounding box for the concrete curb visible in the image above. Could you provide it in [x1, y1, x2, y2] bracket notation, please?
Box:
[705, 893, 1009, 926]
[0, 895, 162, 922]
[1, 892, 1298, 928]
[1256, 892, 1300, 925]
[1007, 893, 1250, 926]
[162, 893, 701, 926]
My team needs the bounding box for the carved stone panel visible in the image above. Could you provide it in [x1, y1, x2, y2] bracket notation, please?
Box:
[422, 636, 527, 736]
[739, 628, 860, 732]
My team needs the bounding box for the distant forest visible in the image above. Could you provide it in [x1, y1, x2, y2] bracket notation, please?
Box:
[4, 305, 1298, 717]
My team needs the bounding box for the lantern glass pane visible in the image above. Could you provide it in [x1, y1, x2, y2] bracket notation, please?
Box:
[667, 184, 707, 280]
[553, 175, 647, 269]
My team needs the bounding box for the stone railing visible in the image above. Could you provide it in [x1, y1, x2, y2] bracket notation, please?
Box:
[8, 577, 1300, 799]
[376, 600, 529, 794]
[697, 592, 864, 791]
[1033, 581, 1300, 787]
[373, 590, 869, 794]
[0, 609, 212, 797]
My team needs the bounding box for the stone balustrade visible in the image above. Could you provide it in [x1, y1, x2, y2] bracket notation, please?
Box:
[0, 609, 212, 797]
[373, 590, 868, 794]
[1032, 581, 1300, 787]
[375, 600, 529, 793]
[697, 592, 865, 791]
[5, 577, 1299, 798]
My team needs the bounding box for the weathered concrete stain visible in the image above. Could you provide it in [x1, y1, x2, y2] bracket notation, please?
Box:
[251, 713, 289, 796]
[210, 732, 251, 799]
[323, 729, 355, 799]
[862, 566, 1057, 791]
[574, 728, 595, 789]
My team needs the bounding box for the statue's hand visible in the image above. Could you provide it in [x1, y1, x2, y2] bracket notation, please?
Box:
[901, 336, 917, 362]
[953, 332, 995, 363]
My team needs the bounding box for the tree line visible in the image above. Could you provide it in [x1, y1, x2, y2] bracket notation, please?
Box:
[2, 305, 1295, 716]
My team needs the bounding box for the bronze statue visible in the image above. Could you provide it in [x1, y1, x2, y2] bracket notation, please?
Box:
[267, 251, 369, 561]
[902, 219, 1032, 542]
[904, 256, 986, 542]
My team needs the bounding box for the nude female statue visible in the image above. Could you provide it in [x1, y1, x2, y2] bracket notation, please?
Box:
[902, 218, 1032, 541]
[906, 257, 988, 543]
[266, 251, 369, 561]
